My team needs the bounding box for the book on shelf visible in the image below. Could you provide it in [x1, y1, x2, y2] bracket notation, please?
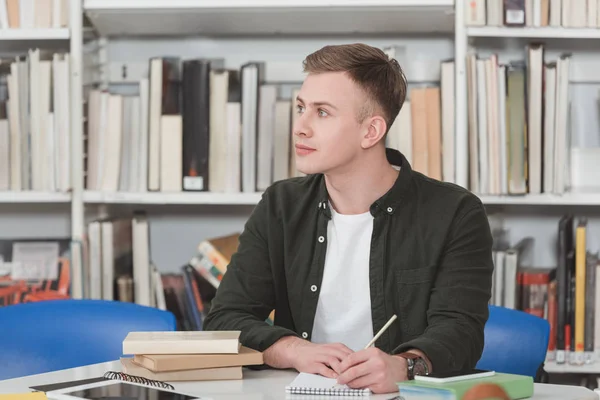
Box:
[85, 213, 153, 306]
[85, 47, 457, 196]
[489, 214, 600, 366]
[466, 43, 572, 195]
[466, 0, 597, 28]
[0, 0, 69, 30]
[0, 49, 71, 193]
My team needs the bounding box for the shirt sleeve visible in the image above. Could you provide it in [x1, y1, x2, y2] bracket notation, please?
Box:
[202, 191, 299, 352]
[392, 200, 494, 373]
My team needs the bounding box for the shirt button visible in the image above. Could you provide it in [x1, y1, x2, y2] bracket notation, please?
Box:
[387, 207, 393, 213]
[318, 236, 325, 243]
[311, 285, 318, 292]
[302, 332, 308, 339]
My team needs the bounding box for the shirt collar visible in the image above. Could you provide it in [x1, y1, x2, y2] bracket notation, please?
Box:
[317, 148, 413, 218]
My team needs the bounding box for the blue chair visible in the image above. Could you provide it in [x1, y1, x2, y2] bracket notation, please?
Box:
[476, 305, 550, 378]
[0, 299, 176, 380]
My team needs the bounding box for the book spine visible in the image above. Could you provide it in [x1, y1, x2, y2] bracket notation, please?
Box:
[574, 220, 587, 365]
[584, 252, 597, 364]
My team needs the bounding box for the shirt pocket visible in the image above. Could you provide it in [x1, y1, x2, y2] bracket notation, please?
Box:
[395, 265, 436, 285]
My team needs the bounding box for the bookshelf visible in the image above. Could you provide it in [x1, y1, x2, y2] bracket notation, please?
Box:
[461, 0, 600, 380]
[0, 0, 598, 379]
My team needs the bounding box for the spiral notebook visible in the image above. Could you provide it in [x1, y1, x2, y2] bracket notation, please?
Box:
[32, 371, 175, 393]
[285, 373, 371, 396]
[43, 371, 204, 400]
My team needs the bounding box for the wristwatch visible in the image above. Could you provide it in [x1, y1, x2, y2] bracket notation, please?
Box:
[397, 352, 430, 380]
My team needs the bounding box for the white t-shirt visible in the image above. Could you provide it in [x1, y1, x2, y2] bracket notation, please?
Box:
[310, 204, 374, 351]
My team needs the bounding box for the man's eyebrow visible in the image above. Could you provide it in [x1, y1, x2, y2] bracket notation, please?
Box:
[296, 95, 338, 111]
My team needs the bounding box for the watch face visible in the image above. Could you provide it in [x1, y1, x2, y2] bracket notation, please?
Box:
[413, 359, 429, 376]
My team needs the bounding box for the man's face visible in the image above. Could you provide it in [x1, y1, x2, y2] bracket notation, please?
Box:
[292, 71, 370, 176]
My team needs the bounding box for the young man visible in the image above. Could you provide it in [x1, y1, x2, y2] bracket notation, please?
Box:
[203, 43, 494, 394]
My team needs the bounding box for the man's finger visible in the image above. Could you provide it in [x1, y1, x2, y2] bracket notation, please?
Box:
[338, 350, 371, 373]
[336, 360, 371, 385]
[322, 355, 343, 374]
[344, 374, 377, 390]
[315, 363, 338, 379]
[324, 347, 353, 362]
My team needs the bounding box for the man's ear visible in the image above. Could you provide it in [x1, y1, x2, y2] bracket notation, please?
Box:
[361, 115, 387, 149]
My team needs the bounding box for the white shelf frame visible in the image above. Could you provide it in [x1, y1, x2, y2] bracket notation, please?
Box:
[0, 191, 71, 203]
[83, 0, 456, 36]
[468, 26, 600, 39]
[0, 28, 70, 40]
[84, 0, 454, 10]
[544, 360, 600, 374]
[83, 191, 263, 206]
[479, 193, 600, 206]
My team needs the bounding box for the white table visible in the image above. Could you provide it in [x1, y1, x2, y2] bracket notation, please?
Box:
[0, 360, 596, 400]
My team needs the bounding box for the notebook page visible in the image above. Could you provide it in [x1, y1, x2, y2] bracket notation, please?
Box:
[285, 372, 371, 396]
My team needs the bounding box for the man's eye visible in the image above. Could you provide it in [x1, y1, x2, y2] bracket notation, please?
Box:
[296, 105, 305, 114]
[318, 109, 328, 117]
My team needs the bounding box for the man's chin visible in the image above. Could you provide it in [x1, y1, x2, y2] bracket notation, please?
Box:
[295, 166, 323, 176]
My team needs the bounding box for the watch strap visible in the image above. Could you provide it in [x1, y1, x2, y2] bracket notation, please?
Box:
[397, 352, 419, 380]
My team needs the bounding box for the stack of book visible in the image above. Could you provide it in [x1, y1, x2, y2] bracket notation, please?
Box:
[120, 331, 263, 382]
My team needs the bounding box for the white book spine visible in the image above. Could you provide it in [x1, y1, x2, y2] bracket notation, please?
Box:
[550, 0, 562, 26]
[543, 64, 556, 193]
[497, 65, 508, 195]
[138, 78, 149, 192]
[465, 0, 486, 26]
[225, 102, 241, 193]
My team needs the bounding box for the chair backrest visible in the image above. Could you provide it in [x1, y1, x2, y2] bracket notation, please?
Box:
[0, 299, 176, 380]
[476, 305, 550, 378]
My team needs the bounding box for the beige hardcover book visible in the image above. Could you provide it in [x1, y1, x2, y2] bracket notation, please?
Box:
[159, 115, 182, 192]
[440, 61, 454, 184]
[102, 94, 123, 192]
[466, 53, 479, 194]
[6, 0, 18, 27]
[208, 70, 229, 193]
[34, 0, 51, 28]
[541, 0, 550, 26]
[121, 358, 243, 381]
[410, 87, 428, 176]
[134, 346, 263, 372]
[425, 87, 441, 181]
[273, 100, 291, 183]
[123, 331, 241, 355]
[289, 87, 302, 178]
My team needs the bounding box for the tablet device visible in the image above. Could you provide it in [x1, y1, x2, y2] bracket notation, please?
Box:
[414, 369, 495, 383]
[45, 379, 208, 400]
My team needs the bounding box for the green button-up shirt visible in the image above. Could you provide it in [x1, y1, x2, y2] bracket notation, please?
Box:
[203, 148, 494, 374]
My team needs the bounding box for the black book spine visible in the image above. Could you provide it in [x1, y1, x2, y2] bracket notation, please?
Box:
[182, 60, 211, 191]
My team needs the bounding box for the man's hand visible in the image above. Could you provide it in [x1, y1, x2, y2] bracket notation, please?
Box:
[263, 336, 354, 379]
[336, 347, 408, 394]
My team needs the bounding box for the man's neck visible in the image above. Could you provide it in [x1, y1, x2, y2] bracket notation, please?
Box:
[324, 150, 399, 215]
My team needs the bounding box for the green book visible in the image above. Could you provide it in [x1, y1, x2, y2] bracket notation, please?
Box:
[397, 372, 533, 400]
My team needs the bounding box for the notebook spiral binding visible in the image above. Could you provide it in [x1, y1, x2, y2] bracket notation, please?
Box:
[285, 386, 370, 397]
[103, 371, 175, 390]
